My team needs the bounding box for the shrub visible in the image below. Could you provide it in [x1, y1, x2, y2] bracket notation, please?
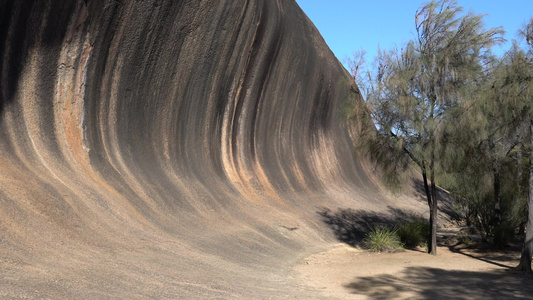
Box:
[398, 218, 429, 248]
[491, 223, 516, 247]
[363, 226, 403, 252]
[457, 231, 473, 246]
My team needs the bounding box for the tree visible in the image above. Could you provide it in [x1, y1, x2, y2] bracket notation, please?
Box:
[344, 48, 367, 84]
[512, 17, 533, 272]
[441, 44, 527, 244]
[361, 0, 503, 255]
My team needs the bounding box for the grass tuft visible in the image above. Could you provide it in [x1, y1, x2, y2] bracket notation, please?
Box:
[363, 226, 403, 252]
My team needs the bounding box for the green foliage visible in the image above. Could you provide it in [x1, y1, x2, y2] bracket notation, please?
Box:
[363, 217, 429, 251]
[442, 161, 527, 244]
[492, 223, 516, 247]
[468, 195, 497, 239]
[457, 231, 474, 246]
[354, 0, 504, 255]
[362, 0, 504, 170]
[358, 0, 505, 190]
[398, 218, 429, 248]
[437, 27, 532, 246]
[363, 226, 403, 252]
[338, 78, 359, 120]
[348, 2, 531, 254]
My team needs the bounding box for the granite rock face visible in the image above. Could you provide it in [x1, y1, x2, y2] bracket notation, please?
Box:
[0, 0, 388, 297]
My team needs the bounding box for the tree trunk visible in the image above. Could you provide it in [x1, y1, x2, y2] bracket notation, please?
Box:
[517, 149, 525, 236]
[493, 165, 502, 226]
[516, 119, 533, 272]
[429, 157, 438, 255]
[421, 162, 435, 255]
[422, 162, 432, 207]
[426, 102, 437, 255]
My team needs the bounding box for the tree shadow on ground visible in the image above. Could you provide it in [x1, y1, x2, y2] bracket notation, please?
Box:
[448, 243, 521, 269]
[318, 206, 425, 247]
[344, 266, 533, 299]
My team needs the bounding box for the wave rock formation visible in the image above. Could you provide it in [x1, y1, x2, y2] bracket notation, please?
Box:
[0, 0, 410, 298]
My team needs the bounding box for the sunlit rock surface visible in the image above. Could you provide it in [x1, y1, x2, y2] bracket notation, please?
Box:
[0, 0, 411, 298]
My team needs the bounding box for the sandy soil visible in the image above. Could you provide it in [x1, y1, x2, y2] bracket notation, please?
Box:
[295, 243, 533, 299]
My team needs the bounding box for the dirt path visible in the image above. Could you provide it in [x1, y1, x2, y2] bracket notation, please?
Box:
[294, 243, 533, 299]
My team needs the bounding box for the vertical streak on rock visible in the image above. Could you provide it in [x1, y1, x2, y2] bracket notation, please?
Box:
[220, 1, 284, 202]
[56, 0, 92, 171]
[221, 1, 258, 196]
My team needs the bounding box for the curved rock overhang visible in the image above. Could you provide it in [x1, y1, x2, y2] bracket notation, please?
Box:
[0, 0, 398, 297]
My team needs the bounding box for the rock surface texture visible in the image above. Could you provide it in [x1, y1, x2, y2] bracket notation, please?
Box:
[0, 0, 411, 298]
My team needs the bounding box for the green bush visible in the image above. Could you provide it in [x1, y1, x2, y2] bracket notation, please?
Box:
[363, 226, 403, 252]
[398, 218, 429, 248]
[491, 223, 516, 247]
[457, 231, 473, 246]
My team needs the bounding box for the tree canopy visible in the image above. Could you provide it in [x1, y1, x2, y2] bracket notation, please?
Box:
[355, 0, 506, 255]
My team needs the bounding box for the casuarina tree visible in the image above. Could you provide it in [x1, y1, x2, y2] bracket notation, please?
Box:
[360, 0, 503, 254]
[512, 17, 533, 272]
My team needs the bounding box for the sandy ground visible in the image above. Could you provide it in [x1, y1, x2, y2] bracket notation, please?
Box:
[294, 243, 533, 299]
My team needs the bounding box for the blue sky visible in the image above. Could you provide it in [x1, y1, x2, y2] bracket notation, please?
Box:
[295, 0, 532, 65]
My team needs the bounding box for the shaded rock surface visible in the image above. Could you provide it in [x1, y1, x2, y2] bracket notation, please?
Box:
[0, 0, 421, 298]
